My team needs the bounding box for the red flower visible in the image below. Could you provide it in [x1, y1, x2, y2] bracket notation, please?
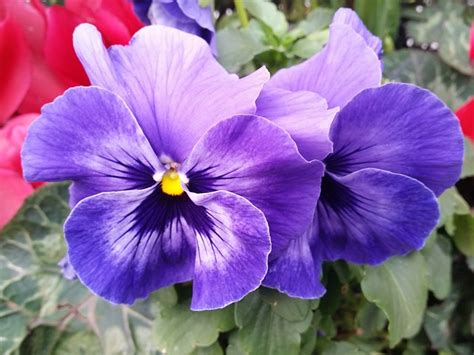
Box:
[456, 98, 474, 142]
[470, 21, 474, 65]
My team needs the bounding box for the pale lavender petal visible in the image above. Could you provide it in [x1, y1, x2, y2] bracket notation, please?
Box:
[188, 190, 271, 310]
[256, 87, 338, 160]
[73, 24, 268, 162]
[182, 115, 323, 257]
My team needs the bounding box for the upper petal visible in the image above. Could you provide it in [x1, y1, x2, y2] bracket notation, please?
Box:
[22, 86, 162, 204]
[268, 22, 381, 109]
[315, 169, 439, 264]
[73, 24, 268, 162]
[182, 115, 323, 257]
[188, 190, 271, 310]
[325, 83, 464, 196]
[256, 87, 338, 161]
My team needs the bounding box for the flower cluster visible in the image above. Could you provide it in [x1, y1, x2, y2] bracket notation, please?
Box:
[22, 8, 463, 310]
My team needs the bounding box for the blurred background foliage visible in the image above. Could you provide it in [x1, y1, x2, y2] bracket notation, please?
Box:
[1, 0, 473, 354]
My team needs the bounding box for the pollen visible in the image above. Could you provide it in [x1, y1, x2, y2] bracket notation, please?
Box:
[161, 169, 184, 196]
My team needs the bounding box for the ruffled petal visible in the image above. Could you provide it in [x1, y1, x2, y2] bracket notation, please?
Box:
[188, 190, 271, 310]
[73, 24, 268, 162]
[268, 22, 381, 109]
[182, 115, 323, 256]
[22, 86, 162, 204]
[64, 187, 197, 303]
[263, 224, 325, 299]
[326, 83, 464, 196]
[333, 8, 383, 60]
[315, 169, 439, 264]
[256, 87, 337, 160]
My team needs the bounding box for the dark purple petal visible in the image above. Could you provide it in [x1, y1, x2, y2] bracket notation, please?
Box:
[325, 83, 464, 196]
[256, 87, 338, 160]
[268, 23, 381, 109]
[314, 169, 439, 264]
[182, 115, 323, 257]
[188, 190, 271, 310]
[22, 87, 161, 204]
[333, 8, 383, 61]
[73, 24, 268, 162]
[132, 0, 152, 24]
[65, 187, 199, 304]
[263, 224, 325, 299]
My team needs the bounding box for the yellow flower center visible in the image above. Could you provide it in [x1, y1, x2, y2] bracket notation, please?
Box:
[161, 169, 184, 196]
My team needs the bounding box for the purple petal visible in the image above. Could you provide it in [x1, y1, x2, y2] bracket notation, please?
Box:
[132, 0, 152, 24]
[325, 83, 464, 196]
[188, 190, 271, 310]
[64, 187, 197, 304]
[73, 24, 268, 162]
[263, 224, 325, 299]
[315, 169, 439, 264]
[58, 255, 77, 280]
[182, 115, 323, 257]
[268, 23, 381, 109]
[256, 87, 338, 160]
[333, 8, 383, 61]
[22, 87, 161, 205]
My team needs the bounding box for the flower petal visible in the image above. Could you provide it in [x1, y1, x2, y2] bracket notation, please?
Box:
[325, 83, 464, 196]
[263, 224, 325, 299]
[182, 115, 323, 257]
[315, 168, 439, 264]
[333, 8, 382, 60]
[22, 86, 161, 204]
[73, 24, 268, 162]
[188, 190, 271, 310]
[256, 87, 337, 160]
[268, 22, 381, 109]
[64, 187, 197, 304]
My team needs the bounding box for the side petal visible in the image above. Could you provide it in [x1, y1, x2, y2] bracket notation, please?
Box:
[333, 8, 383, 61]
[73, 24, 268, 161]
[268, 23, 381, 109]
[256, 87, 338, 161]
[263, 224, 325, 299]
[182, 115, 323, 257]
[22, 86, 161, 203]
[326, 83, 464, 196]
[188, 190, 271, 310]
[64, 187, 197, 304]
[315, 169, 439, 264]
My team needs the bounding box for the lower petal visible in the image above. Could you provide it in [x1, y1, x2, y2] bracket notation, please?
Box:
[188, 190, 271, 310]
[315, 168, 439, 264]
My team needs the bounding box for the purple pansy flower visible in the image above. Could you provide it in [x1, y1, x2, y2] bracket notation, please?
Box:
[22, 24, 323, 310]
[132, 0, 216, 54]
[256, 8, 464, 298]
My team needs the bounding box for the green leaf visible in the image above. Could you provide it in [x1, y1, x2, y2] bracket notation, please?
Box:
[289, 30, 328, 59]
[438, 187, 470, 235]
[461, 139, 474, 179]
[53, 331, 102, 355]
[423, 300, 457, 350]
[354, 0, 400, 39]
[421, 234, 452, 300]
[361, 253, 428, 347]
[355, 301, 387, 337]
[296, 7, 334, 35]
[229, 289, 315, 355]
[243, 0, 288, 37]
[453, 214, 474, 256]
[153, 303, 234, 355]
[321, 341, 366, 355]
[384, 50, 474, 110]
[19, 326, 61, 355]
[216, 20, 268, 73]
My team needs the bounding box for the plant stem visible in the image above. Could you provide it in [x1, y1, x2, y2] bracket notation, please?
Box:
[234, 0, 249, 28]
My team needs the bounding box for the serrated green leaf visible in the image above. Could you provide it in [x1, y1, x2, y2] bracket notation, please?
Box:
[421, 234, 452, 299]
[438, 187, 470, 234]
[453, 214, 474, 256]
[384, 50, 474, 110]
[361, 253, 428, 347]
[230, 289, 314, 355]
[322, 341, 366, 355]
[153, 303, 234, 355]
[243, 0, 288, 37]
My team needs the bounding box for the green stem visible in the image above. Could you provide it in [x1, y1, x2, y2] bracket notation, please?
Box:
[234, 0, 249, 28]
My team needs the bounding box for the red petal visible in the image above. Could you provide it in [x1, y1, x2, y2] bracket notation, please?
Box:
[456, 98, 474, 141]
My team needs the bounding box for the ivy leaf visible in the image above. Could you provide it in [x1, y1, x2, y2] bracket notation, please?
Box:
[243, 0, 288, 37]
[229, 289, 315, 355]
[453, 214, 474, 256]
[421, 234, 452, 300]
[152, 303, 234, 355]
[438, 187, 470, 235]
[361, 253, 428, 347]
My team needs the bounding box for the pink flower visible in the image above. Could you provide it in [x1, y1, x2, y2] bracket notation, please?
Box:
[470, 21, 474, 65]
